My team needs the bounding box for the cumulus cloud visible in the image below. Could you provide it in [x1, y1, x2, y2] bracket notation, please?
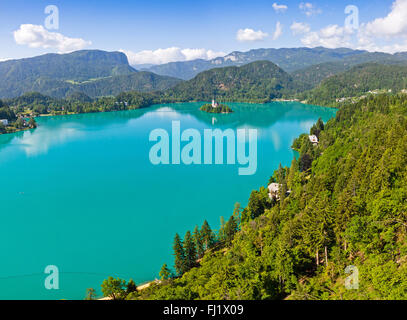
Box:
[355, 0, 407, 53]
[13, 24, 91, 53]
[273, 22, 283, 40]
[236, 28, 269, 42]
[293, 0, 407, 54]
[362, 0, 407, 38]
[290, 22, 311, 35]
[120, 47, 226, 65]
[300, 25, 354, 48]
[272, 3, 288, 13]
[299, 2, 322, 16]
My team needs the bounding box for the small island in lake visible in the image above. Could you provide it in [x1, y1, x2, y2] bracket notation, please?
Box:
[200, 100, 233, 114]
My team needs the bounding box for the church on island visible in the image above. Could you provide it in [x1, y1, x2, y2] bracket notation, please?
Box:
[212, 99, 219, 108]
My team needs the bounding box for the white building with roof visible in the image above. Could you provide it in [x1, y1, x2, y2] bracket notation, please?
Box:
[309, 135, 319, 146]
[268, 183, 280, 199]
[0, 119, 8, 126]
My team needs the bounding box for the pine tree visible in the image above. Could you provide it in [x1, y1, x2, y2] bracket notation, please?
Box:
[233, 202, 242, 227]
[201, 220, 215, 250]
[219, 216, 226, 242]
[287, 157, 298, 189]
[225, 215, 238, 246]
[159, 263, 171, 280]
[279, 178, 288, 205]
[299, 153, 313, 172]
[126, 279, 137, 295]
[173, 233, 186, 276]
[193, 226, 205, 259]
[183, 230, 197, 271]
[277, 163, 285, 183]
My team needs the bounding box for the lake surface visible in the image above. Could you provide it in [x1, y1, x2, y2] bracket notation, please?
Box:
[0, 102, 336, 300]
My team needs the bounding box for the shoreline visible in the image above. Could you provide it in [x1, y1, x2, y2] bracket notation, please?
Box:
[97, 280, 156, 300]
[0, 100, 329, 137]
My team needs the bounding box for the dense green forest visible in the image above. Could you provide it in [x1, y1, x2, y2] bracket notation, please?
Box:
[3, 91, 166, 116]
[163, 61, 296, 103]
[97, 94, 407, 300]
[301, 64, 407, 106]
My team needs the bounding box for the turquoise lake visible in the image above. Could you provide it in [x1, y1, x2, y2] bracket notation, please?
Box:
[0, 102, 336, 300]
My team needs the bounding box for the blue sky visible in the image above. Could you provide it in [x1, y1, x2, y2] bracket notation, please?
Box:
[0, 0, 405, 65]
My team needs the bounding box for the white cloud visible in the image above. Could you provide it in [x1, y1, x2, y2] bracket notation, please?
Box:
[273, 22, 283, 40]
[290, 22, 311, 35]
[300, 25, 354, 48]
[294, 0, 407, 54]
[362, 0, 407, 38]
[120, 47, 226, 65]
[13, 24, 91, 53]
[236, 28, 269, 42]
[272, 3, 288, 13]
[354, 0, 407, 53]
[0, 58, 11, 62]
[299, 2, 322, 16]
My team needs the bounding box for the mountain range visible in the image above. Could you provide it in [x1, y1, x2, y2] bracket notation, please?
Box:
[141, 47, 407, 80]
[2, 47, 407, 102]
[0, 50, 182, 99]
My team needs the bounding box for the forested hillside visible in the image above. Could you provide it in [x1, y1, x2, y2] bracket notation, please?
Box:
[301, 64, 407, 106]
[0, 50, 181, 98]
[164, 61, 296, 103]
[4, 91, 164, 116]
[110, 94, 407, 300]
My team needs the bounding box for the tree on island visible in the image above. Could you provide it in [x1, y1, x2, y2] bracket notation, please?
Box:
[101, 276, 126, 300]
[200, 104, 233, 114]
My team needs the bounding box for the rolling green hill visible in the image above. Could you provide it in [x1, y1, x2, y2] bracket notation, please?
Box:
[164, 60, 296, 103]
[301, 64, 407, 106]
[291, 53, 407, 90]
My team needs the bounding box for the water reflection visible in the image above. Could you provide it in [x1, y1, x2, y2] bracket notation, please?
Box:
[0, 102, 337, 159]
[15, 127, 83, 156]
